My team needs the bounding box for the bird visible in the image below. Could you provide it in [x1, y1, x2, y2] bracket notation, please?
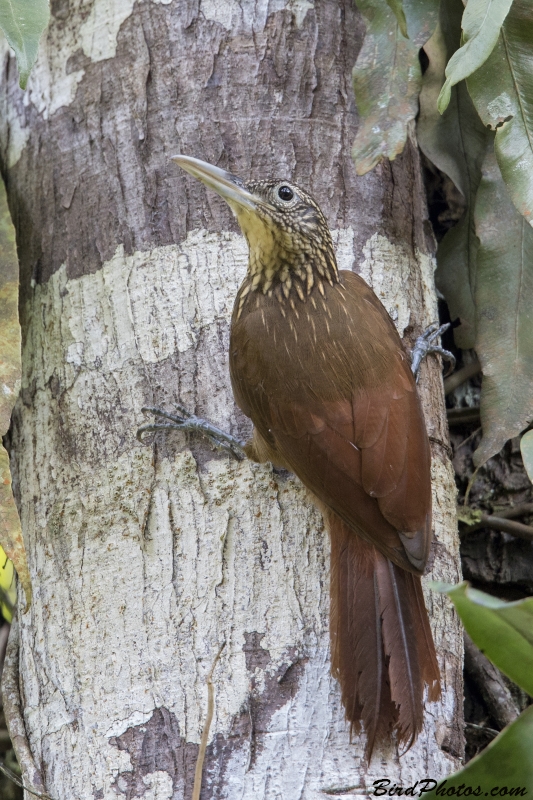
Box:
[140, 155, 442, 760]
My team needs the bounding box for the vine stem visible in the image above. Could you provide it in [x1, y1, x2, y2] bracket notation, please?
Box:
[192, 641, 226, 800]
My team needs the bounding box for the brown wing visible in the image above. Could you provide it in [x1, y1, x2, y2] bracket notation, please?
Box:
[230, 270, 432, 575]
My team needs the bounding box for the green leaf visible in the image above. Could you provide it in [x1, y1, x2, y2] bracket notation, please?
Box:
[417, 0, 489, 349]
[434, 581, 533, 694]
[435, 212, 479, 350]
[424, 582, 533, 797]
[437, 0, 514, 114]
[0, 0, 50, 89]
[352, 0, 439, 174]
[472, 146, 533, 467]
[385, 0, 408, 38]
[520, 430, 533, 483]
[467, 0, 533, 226]
[418, 0, 470, 197]
[421, 704, 533, 800]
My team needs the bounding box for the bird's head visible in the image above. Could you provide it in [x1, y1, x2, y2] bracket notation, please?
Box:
[173, 155, 339, 297]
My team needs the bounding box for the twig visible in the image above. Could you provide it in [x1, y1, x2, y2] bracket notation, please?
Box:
[444, 358, 481, 395]
[454, 427, 482, 453]
[0, 760, 56, 800]
[447, 407, 481, 426]
[321, 785, 367, 796]
[492, 503, 533, 521]
[464, 466, 481, 506]
[460, 512, 533, 542]
[192, 641, 226, 800]
[465, 722, 499, 739]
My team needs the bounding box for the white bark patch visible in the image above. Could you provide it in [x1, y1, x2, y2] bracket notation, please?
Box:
[78, 0, 138, 63]
[121, 231, 246, 360]
[359, 232, 437, 336]
[60, 227, 358, 370]
[288, 0, 315, 27]
[331, 226, 356, 273]
[15, 228, 461, 798]
[418, 238, 441, 328]
[200, 0, 314, 30]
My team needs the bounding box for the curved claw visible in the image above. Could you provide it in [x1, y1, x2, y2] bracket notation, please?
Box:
[141, 406, 187, 425]
[137, 422, 183, 442]
[137, 404, 247, 460]
[411, 322, 456, 380]
[433, 346, 456, 377]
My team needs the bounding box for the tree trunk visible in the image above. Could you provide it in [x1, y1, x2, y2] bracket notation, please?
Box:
[0, 1, 462, 797]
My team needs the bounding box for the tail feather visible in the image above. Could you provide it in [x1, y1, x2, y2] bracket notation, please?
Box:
[376, 558, 423, 750]
[408, 573, 441, 702]
[329, 513, 440, 760]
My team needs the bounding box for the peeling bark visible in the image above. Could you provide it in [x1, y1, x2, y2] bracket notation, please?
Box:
[0, 1, 462, 797]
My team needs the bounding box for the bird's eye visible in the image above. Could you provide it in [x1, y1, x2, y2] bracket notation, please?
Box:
[278, 185, 294, 202]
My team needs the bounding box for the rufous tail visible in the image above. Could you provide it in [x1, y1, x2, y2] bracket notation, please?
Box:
[328, 513, 441, 760]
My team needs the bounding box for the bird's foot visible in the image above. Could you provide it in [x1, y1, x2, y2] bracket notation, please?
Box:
[137, 403, 246, 460]
[410, 323, 456, 382]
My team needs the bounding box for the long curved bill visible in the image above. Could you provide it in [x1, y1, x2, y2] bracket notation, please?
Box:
[172, 154, 260, 212]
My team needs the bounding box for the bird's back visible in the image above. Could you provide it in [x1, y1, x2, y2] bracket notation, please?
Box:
[230, 269, 432, 575]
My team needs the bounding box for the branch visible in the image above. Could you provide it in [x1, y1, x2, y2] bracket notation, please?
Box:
[444, 358, 481, 395]
[460, 512, 533, 542]
[492, 503, 533, 520]
[464, 633, 519, 730]
[447, 407, 481, 426]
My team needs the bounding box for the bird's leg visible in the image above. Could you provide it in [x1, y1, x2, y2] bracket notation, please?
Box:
[410, 322, 456, 382]
[137, 403, 247, 460]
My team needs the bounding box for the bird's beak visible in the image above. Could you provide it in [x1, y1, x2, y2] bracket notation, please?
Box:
[172, 154, 260, 213]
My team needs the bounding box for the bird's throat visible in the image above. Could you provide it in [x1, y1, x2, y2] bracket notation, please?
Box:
[234, 212, 339, 300]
